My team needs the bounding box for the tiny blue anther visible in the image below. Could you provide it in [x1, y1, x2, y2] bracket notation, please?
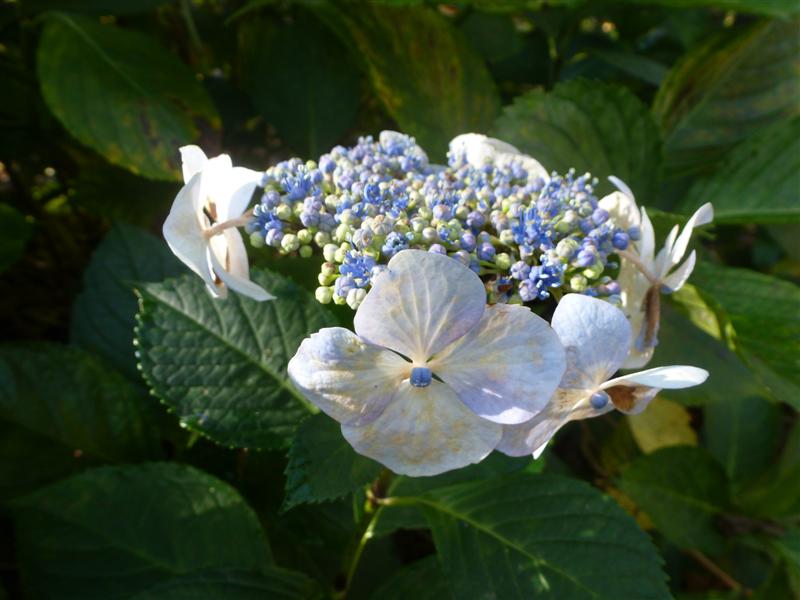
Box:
[590, 391, 610, 409]
[410, 367, 432, 388]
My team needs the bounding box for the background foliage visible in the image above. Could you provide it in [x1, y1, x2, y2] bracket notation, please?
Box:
[1, 0, 798, 598]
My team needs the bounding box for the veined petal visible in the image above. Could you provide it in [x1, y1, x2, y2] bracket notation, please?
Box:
[496, 388, 611, 457]
[180, 145, 207, 183]
[341, 381, 501, 477]
[668, 203, 713, 270]
[638, 207, 656, 267]
[654, 225, 679, 277]
[551, 294, 631, 389]
[662, 250, 696, 292]
[601, 365, 708, 414]
[198, 154, 234, 220]
[208, 229, 274, 301]
[448, 133, 549, 182]
[287, 327, 409, 426]
[216, 166, 263, 221]
[599, 176, 640, 230]
[622, 284, 660, 369]
[430, 304, 565, 425]
[163, 172, 216, 290]
[608, 175, 635, 202]
[353, 250, 486, 362]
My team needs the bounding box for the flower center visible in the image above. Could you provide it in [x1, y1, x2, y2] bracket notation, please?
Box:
[589, 390, 610, 409]
[410, 366, 432, 388]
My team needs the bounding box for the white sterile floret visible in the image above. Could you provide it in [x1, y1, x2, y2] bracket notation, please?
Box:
[288, 249, 566, 477]
[163, 145, 273, 301]
[600, 177, 713, 367]
[448, 133, 550, 184]
[497, 294, 708, 459]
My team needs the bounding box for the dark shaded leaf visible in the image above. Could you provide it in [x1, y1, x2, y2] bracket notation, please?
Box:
[404, 473, 669, 599]
[135, 269, 337, 449]
[679, 117, 800, 223]
[12, 463, 272, 600]
[37, 13, 219, 180]
[653, 19, 800, 180]
[493, 79, 662, 198]
[0, 204, 33, 274]
[283, 413, 382, 510]
[131, 567, 320, 600]
[316, 3, 500, 159]
[620, 446, 728, 553]
[71, 223, 185, 381]
[239, 13, 360, 158]
[0, 343, 160, 500]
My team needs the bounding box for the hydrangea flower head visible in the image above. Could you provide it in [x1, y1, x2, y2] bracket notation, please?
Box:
[497, 293, 708, 458]
[601, 180, 713, 367]
[163, 146, 273, 301]
[288, 249, 566, 476]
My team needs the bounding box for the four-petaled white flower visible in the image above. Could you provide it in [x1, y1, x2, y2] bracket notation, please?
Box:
[163, 145, 273, 301]
[448, 133, 550, 183]
[497, 293, 708, 458]
[600, 178, 713, 367]
[288, 249, 566, 476]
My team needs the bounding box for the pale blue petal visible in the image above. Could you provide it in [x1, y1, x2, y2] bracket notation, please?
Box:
[354, 249, 486, 363]
[287, 327, 409, 426]
[342, 381, 501, 477]
[430, 304, 565, 425]
[551, 294, 631, 389]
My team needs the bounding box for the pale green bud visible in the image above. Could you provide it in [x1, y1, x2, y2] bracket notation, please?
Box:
[334, 223, 350, 243]
[281, 234, 300, 253]
[495, 252, 512, 271]
[314, 231, 331, 247]
[275, 203, 292, 221]
[570, 274, 588, 291]
[299, 245, 313, 258]
[322, 243, 338, 262]
[334, 247, 348, 263]
[333, 292, 347, 305]
[249, 232, 265, 248]
[297, 229, 313, 245]
[583, 263, 604, 279]
[346, 288, 367, 310]
[499, 229, 515, 246]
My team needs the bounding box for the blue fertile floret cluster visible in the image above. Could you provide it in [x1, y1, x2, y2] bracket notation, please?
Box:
[246, 131, 637, 309]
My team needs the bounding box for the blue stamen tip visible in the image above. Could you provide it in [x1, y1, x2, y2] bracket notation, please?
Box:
[410, 367, 433, 388]
[590, 390, 610, 409]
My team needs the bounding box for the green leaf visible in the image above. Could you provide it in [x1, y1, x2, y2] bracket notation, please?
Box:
[492, 79, 662, 198]
[739, 421, 800, 519]
[628, 397, 697, 454]
[614, 0, 800, 17]
[0, 203, 33, 274]
[394, 473, 669, 599]
[37, 13, 219, 180]
[131, 568, 320, 600]
[771, 528, 800, 597]
[25, 0, 171, 14]
[691, 263, 800, 408]
[239, 13, 360, 158]
[283, 413, 382, 510]
[135, 268, 337, 449]
[651, 297, 772, 407]
[0, 343, 160, 500]
[653, 19, 800, 180]
[368, 556, 448, 600]
[12, 463, 272, 600]
[316, 3, 500, 159]
[619, 446, 728, 553]
[71, 223, 185, 381]
[703, 394, 781, 488]
[679, 117, 800, 223]
[372, 452, 539, 537]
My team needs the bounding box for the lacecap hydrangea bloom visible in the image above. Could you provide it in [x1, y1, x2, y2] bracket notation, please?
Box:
[161, 132, 714, 473]
[497, 293, 708, 458]
[245, 131, 640, 309]
[288, 250, 566, 476]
